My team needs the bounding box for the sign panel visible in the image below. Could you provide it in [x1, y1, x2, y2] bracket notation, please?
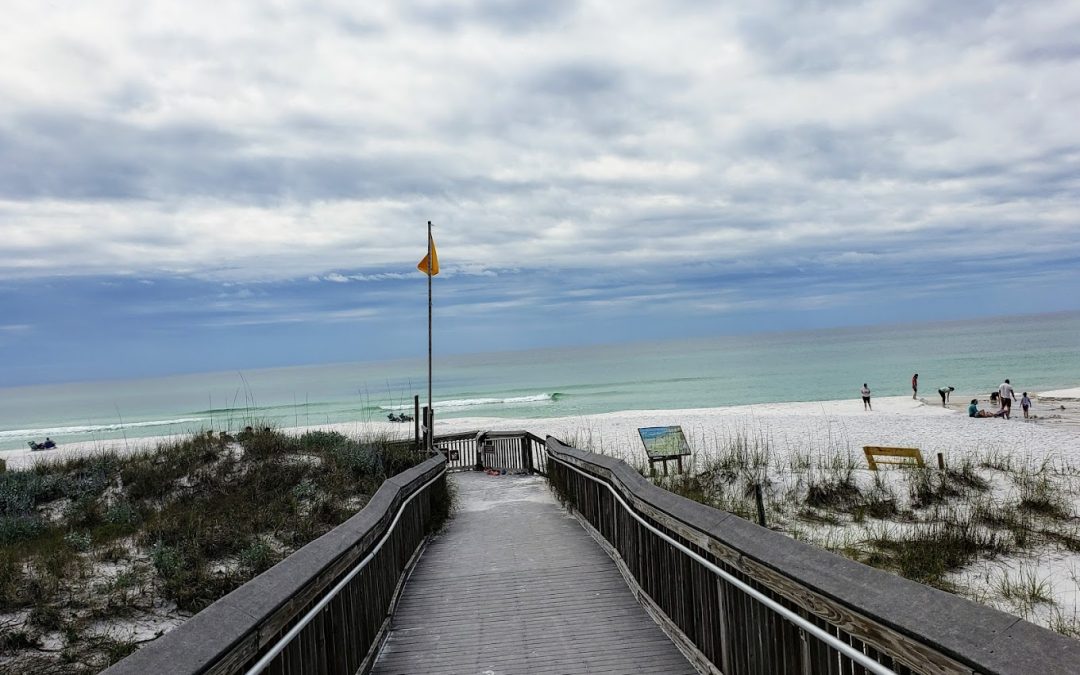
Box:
[637, 426, 691, 459]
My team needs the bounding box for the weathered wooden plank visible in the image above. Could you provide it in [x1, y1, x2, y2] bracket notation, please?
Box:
[863, 446, 925, 470]
[370, 472, 693, 675]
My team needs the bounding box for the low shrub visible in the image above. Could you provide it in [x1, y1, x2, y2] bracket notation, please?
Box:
[97, 636, 139, 665]
[64, 531, 92, 552]
[1017, 475, 1071, 519]
[120, 438, 217, 501]
[149, 541, 184, 581]
[944, 461, 991, 492]
[0, 515, 46, 545]
[298, 430, 349, 453]
[327, 441, 383, 480]
[104, 501, 139, 527]
[0, 629, 41, 653]
[290, 480, 318, 502]
[237, 539, 275, 575]
[27, 604, 64, 632]
[0, 549, 23, 605]
[806, 474, 861, 510]
[429, 475, 456, 532]
[64, 496, 103, 529]
[240, 429, 300, 460]
[908, 468, 962, 508]
[1, 471, 64, 518]
[869, 520, 1009, 589]
[998, 569, 1054, 607]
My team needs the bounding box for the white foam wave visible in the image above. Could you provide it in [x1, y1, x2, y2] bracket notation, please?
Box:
[1038, 387, 1080, 400]
[379, 393, 556, 412]
[0, 417, 207, 439]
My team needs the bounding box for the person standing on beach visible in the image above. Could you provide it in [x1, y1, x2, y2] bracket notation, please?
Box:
[912, 373, 918, 399]
[937, 386, 955, 407]
[860, 383, 872, 411]
[1021, 392, 1032, 419]
[998, 379, 1016, 419]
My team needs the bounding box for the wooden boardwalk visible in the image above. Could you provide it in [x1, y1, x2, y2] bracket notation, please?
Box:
[371, 472, 696, 675]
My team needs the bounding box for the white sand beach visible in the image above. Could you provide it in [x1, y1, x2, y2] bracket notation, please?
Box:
[434, 394, 1080, 468]
[7, 394, 1080, 471]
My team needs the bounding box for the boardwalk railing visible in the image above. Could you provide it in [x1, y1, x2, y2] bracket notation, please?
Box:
[105, 454, 448, 675]
[546, 437, 1080, 675]
[433, 430, 546, 475]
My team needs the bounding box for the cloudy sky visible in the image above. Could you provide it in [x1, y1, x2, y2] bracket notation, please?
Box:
[1, 0, 1078, 386]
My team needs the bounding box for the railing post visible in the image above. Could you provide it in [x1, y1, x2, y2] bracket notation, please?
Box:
[414, 395, 420, 452]
[521, 436, 532, 474]
[473, 432, 486, 471]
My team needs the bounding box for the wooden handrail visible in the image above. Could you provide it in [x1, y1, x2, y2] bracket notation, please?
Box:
[546, 437, 1080, 675]
[104, 454, 448, 675]
[433, 430, 547, 476]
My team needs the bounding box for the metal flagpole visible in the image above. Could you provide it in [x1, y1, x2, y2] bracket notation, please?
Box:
[426, 220, 433, 452]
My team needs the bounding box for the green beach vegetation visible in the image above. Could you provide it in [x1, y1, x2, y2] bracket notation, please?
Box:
[0, 427, 423, 674]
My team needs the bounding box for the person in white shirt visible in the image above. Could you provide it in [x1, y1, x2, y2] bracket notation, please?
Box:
[937, 386, 955, 407]
[860, 384, 872, 411]
[998, 379, 1017, 419]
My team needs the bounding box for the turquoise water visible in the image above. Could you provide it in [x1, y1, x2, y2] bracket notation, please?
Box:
[2, 311, 1078, 453]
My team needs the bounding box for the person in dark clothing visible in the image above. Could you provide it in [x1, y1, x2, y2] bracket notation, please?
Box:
[912, 373, 919, 399]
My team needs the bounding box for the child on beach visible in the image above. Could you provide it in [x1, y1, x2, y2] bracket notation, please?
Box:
[860, 384, 871, 411]
[1021, 392, 1032, 418]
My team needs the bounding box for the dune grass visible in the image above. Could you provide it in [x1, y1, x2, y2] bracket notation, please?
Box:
[596, 431, 1080, 637]
[0, 427, 425, 674]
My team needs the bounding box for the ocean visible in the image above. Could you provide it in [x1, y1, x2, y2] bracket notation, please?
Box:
[2, 311, 1079, 454]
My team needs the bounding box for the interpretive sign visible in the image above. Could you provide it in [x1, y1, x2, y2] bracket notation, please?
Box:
[638, 426, 691, 475]
[638, 426, 691, 459]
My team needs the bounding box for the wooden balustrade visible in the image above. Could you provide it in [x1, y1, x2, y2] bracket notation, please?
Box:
[432, 430, 546, 476]
[103, 455, 448, 675]
[546, 436, 1080, 675]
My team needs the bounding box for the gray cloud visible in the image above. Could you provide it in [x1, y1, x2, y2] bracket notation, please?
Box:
[0, 0, 1076, 310]
[406, 0, 579, 33]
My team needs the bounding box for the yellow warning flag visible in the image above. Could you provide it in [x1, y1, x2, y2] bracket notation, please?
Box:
[417, 233, 439, 276]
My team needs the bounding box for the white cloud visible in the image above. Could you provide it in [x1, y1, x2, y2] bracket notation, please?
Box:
[0, 0, 1076, 294]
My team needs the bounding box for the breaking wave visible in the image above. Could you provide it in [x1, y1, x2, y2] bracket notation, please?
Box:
[0, 417, 207, 440]
[379, 393, 562, 412]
